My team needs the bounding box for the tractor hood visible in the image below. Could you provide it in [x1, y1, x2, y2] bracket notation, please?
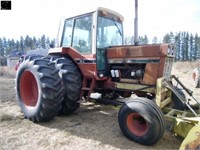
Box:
[106, 44, 174, 85]
[107, 44, 172, 63]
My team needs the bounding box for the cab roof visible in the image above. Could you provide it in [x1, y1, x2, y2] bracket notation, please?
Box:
[61, 7, 124, 22]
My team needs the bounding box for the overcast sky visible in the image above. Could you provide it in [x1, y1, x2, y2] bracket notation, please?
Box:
[0, 0, 200, 42]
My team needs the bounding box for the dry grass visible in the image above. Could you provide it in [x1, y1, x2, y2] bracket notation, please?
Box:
[0, 112, 15, 121]
[173, 61, 200, 73]
[0, 67, 16, 79]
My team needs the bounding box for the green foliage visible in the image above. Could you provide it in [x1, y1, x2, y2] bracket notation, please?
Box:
[139, 35, 149, 44]
[124, 31, 199, 61]
[124, 35, 149, 45]
[1, 31, 199, 62]
[152, 36, 158, 44]
[163, 31, 200, 61]
[0, 35, 55, 57]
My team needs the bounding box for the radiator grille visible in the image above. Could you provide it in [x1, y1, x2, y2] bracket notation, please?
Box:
[163, 57, 174, 79]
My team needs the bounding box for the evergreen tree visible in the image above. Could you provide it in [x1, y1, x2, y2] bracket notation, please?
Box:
[29, 38, 34, 50]
[169, 32, 175, 44]
[198, 36, 200, 60]
[189, 34, 194, 61]
[184, 32, 189, 60]
[0, 35, 54, 56]
[163, 33, 170, 43]
[174, 33, 181, 61]
[138, 35, 148, 44]
[24, 35, 31, 51]
[152, 36, 158, 44]
[41, 34, 46, 49]
[0, 38, 4, 57]
[144, 35, 149, 44]
[130, 36, 134, 45]
[194, 33, 200, 60]
[15, 40, 20, 50]
[138, 36, 144, 44]
[7, 39, 12, 55]
[20, 36, 24, 53]
[46, 37, 50, 49]
[33, 36, 37, 49]
[37, 38, 41, 48]
[2, 37, 8, 56]
[180, 32, 185, 61]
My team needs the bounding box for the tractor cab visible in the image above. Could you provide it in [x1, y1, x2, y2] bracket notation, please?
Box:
[55, 7, 124, 54]
[50, 7, 173, 84]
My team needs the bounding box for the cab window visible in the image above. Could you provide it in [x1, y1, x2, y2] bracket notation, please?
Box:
[97, 16, 123, 48]
[62, 19, 73, 47]
[72, 15, 93, 54]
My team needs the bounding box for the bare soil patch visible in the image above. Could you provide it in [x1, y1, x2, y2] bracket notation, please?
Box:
[0, 62, 199, 150]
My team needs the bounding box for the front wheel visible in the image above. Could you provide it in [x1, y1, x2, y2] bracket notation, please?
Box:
[118, 98, 165, 145]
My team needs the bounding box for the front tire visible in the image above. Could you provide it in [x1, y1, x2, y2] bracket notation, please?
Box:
[16, 57, 63, 122]
[118, 98, 165, 145]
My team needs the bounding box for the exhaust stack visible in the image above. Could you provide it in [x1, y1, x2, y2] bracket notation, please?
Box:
[134, 0, 139, 46]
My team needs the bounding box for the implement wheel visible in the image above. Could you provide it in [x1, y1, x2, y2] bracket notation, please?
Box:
[118, 98, 165, 145]
[16, 57, 63, 122]
[53, 56, 83, 115]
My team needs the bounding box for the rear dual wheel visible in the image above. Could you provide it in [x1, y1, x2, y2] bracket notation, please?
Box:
[52, 56, 83, 115]
[118, 98, 165, 145]
[16, 57, 63, 122]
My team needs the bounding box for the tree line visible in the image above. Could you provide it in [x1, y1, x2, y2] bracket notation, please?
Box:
[124, 32, 200, 61]
[162, 32, 200, 61]
[0, 35, 55, 57]
[0, 32, 200, 61]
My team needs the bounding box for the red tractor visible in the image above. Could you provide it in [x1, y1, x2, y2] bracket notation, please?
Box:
[15, 7, 199, 146]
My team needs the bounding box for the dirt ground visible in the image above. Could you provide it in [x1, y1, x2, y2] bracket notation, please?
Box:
[0, 61, 199, 150]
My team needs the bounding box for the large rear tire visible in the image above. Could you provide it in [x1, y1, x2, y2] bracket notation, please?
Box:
[16, 57, 63, 122]
[53, 57, 83, 115]
[118, 98, 165, 145]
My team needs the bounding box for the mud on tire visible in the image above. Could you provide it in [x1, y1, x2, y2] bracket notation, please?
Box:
[52, 56, 83, 115]
[118, 98, 165, 145]
[16, 57, 63, 122]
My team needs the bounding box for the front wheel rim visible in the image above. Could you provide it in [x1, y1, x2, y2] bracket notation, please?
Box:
[127, 113, 148, 137]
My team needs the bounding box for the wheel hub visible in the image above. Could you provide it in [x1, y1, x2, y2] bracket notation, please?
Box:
[20, 70, 38, 107]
